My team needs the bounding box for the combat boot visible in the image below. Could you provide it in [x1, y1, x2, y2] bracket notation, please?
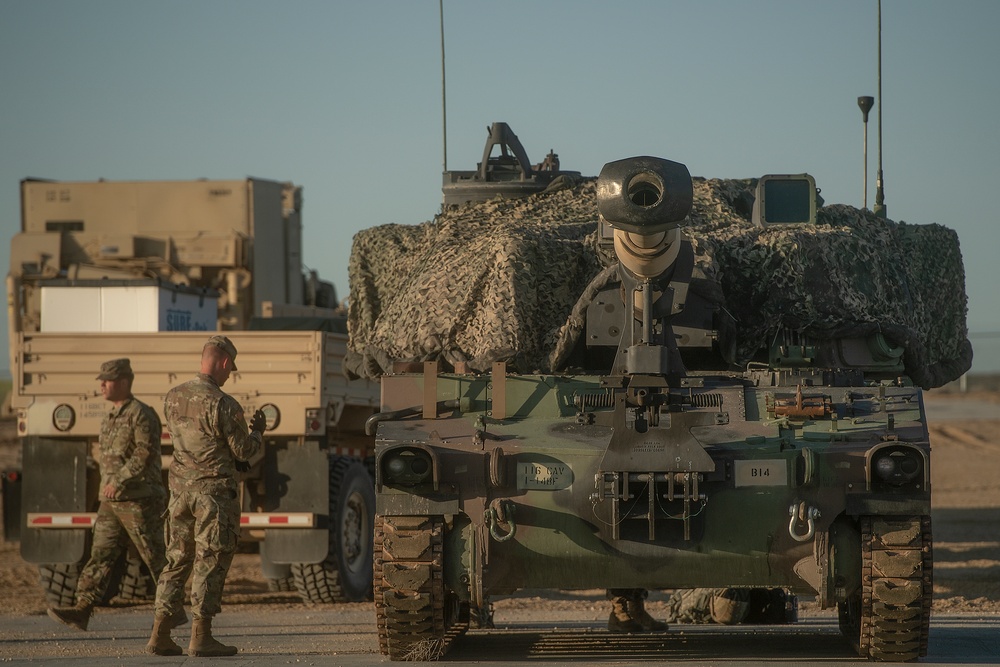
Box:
[628, 592, 668, 632]
[607, 594, 644, 633]
[47, 600, 93, 631]
[189, 617, 238, 657]
[144, 615, 183, 656]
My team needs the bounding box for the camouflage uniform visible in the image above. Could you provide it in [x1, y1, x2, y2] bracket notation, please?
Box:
[76, 394, 167, 605]
[154, 371, 261, 621]
[662, 588, 795, 625]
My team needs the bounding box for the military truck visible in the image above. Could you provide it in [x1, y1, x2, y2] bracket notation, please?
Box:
[353, 138, 971, 660]
[6, 177, 379, 606]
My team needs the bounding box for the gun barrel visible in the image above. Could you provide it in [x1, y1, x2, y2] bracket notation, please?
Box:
[596, 156, 692, 234]
[597, 157, 692, 280]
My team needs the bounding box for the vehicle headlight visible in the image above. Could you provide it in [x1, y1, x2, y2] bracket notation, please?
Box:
[873, 448, 922, 484]
[381, 448, 433, 486]
[876, 456, 897, 478]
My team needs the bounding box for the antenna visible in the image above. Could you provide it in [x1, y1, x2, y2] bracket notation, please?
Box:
[858, 96, 874, 209]
[440, 0, 448, 173]
[874, 0, 886, 218]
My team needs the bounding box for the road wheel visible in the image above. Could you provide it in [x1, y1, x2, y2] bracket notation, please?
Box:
[292, 456, 374, 603]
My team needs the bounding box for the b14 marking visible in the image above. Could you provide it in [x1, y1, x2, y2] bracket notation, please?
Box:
[733, 459, 788, 487]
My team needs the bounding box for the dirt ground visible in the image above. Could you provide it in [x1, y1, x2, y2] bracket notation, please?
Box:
[1, 388, 999, 621]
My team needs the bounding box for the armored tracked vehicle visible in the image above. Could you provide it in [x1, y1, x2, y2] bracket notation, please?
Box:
[352, 134, 971, 661]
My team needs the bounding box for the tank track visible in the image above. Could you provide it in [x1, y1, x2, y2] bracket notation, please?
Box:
[857, 515, 933, 661]
[375, 515, 468, 660]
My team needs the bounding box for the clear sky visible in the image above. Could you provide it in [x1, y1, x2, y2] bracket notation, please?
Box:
[2, 0, 998, 372]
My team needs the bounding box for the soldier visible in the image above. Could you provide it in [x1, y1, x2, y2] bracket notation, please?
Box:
[48, 358, 173, 632]
[146, 336, 265, 657]
[607, 588, 668, 633]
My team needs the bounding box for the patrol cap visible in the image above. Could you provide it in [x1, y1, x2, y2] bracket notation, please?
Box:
[205, 335, 238, 371]
[96, 358, 133, 381]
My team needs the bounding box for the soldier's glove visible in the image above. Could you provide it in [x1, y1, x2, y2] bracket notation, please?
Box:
[235, 459, 252, 473]
[250, 408, 267, 435]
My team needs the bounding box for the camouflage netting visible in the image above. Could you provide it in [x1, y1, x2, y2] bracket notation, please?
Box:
[346, 180, 603, 379]
[346, 177, 972, 388]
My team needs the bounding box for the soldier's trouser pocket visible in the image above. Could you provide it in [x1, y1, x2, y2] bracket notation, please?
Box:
[201, 493, 239, 556]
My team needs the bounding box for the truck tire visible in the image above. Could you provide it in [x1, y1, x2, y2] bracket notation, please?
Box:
[38, 547, 155, 607]
[115, 547, 156, 602]
[38, 563, 118, 607]
[267, 576, 296, 593]
[291, 456, 374, 603]
[38, 563, 80, 608]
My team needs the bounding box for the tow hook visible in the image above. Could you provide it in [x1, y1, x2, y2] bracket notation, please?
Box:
[788, 502, 820, 542]
[485, 499, 517, 542]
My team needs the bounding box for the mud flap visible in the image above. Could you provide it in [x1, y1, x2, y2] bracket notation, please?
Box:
[258, 540, 293, 580]
[259, 440, 330, 564]
[20, 437, 89, 564]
